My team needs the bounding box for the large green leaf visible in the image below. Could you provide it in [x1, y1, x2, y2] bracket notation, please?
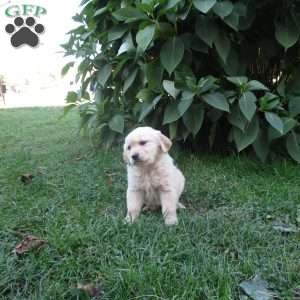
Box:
[163, 80, 180, 98]
[160, 37, 184, 75]
[191, 37, 209, 53]
[233, 115, 259, 152]
[253, 130, 269, 162]
[112, 7, 148, 22]
[183, 104, 205, 136]
[62, 103, 77, 118]
[195, 17, 218, 47]
[97, 64, 112, 87]
[239, 91, 256, 121]
[259, 93, 280, 111]
[193, 0, 216, 13]
[283, 118, 298, 135]
[136, 88, 155, 102]
[198, 76, 218, 94]
[123, 68, 138, 93]
[275, 17, 299, 50]
[287, 72, 300, 95]
[265, 112, 284, 134]
[65, 91, 78, 103]
[228, 103, 247, 131]
[93, 7, 107, 17]
[107, 25, 128, 42]
[136, 24, 156, 52]
[286, 132, 300, 163]
[224, 8, 239, 31]
[214, 31, 231, 63]
[118, 33, 135, 55]
[288, 95, 300, 117]
[202, 92, 229, 112]
[61, 62, 75, 77]
[164, 0, 182, 11]
[139, 95, 162, 122]
[169, 122, 178, 140]
[163, 101, 180, 124]
[178, 91, 195, 116]
[108, 114, 124, 133]
[146, 60, 164, 92]
[137, 3, 154, 14]
[226, 76, 248, 86]
[248, 80, 269, 91]
[213, 1, 233, 18]
[269, 117, 298, 141]
[113, 57, 129, 79]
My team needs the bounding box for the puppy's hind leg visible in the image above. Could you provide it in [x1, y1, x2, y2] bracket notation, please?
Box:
[125, 190, 144, 223]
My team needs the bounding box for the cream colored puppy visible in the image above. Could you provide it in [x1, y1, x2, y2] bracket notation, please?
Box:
[123, 127, 185, 225]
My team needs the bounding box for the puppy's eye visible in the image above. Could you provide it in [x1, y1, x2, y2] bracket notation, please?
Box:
[139, 141, 147, 146]
[127, 145, 131, 150]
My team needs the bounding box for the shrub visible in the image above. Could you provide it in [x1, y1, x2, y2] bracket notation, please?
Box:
[62, 0, 300, 162]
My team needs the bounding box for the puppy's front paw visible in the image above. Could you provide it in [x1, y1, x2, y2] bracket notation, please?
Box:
[124, 215, 133, 224]
[164, 215, 178, 226]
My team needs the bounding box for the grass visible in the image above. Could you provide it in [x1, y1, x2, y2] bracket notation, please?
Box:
[0, 107, 299, 300]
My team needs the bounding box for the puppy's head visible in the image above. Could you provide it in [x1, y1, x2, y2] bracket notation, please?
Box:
[123, 127, 172, 166]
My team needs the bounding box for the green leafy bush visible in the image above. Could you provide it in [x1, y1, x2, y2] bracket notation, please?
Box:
[62, 0, 300, 162]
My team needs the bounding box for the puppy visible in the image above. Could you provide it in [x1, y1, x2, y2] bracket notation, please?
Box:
[123, 127, 185, 225]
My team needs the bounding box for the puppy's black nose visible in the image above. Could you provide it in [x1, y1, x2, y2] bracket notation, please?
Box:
[132, 153, 139, 161]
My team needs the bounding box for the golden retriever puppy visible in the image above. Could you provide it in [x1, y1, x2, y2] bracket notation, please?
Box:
[123, 127, 185, 225]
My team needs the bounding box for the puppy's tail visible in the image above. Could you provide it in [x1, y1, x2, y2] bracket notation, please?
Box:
[177, 202, 186, 209]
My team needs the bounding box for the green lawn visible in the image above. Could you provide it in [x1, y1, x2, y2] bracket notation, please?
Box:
[0, 107, 299, 300]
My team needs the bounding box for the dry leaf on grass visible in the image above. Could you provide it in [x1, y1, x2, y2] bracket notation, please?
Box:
[14, 235, 47, 254]
[104, 171, 117, 187]
[20, 173, 34, 184]
[240, 274, 275, 300]
[75, 156, 85, 161]
[293, 288, 300, 299]
[77, 283, 103, 297]
[272, 221, 299, 233]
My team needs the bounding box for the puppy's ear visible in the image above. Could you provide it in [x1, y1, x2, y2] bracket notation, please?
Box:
[158, 132, 172, 152]
[123, 144, 129, 164]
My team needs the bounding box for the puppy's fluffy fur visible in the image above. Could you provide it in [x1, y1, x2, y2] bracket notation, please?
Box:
[123, 127, 185, 225]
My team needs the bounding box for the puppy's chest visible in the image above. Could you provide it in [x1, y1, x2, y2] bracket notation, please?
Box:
[137, 172, 161, 204]
[138, 171, 161, 191]
[129, 166, 170, 193]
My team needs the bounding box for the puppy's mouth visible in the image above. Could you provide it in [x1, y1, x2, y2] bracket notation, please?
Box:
[132, 159, 143, 165]
[130, 157, 147, 166]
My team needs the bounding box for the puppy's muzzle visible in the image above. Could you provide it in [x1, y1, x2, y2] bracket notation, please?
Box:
[131, 153, 140, 161]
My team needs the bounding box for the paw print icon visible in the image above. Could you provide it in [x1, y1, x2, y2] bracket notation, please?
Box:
[5, 16, 45, 48]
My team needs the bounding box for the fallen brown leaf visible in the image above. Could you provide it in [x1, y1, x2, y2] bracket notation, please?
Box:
[272, 221, 299, 233]
[240, 274, 275, 300]
[14, 235, 47, 254]
[104, 171, 117, 186]
[293, 288, 300, 300]
[75, 156, 84, 161]
[77, 283, 103, 297]
[105, 174, 113, 186]
[20, 173, 34, 184]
